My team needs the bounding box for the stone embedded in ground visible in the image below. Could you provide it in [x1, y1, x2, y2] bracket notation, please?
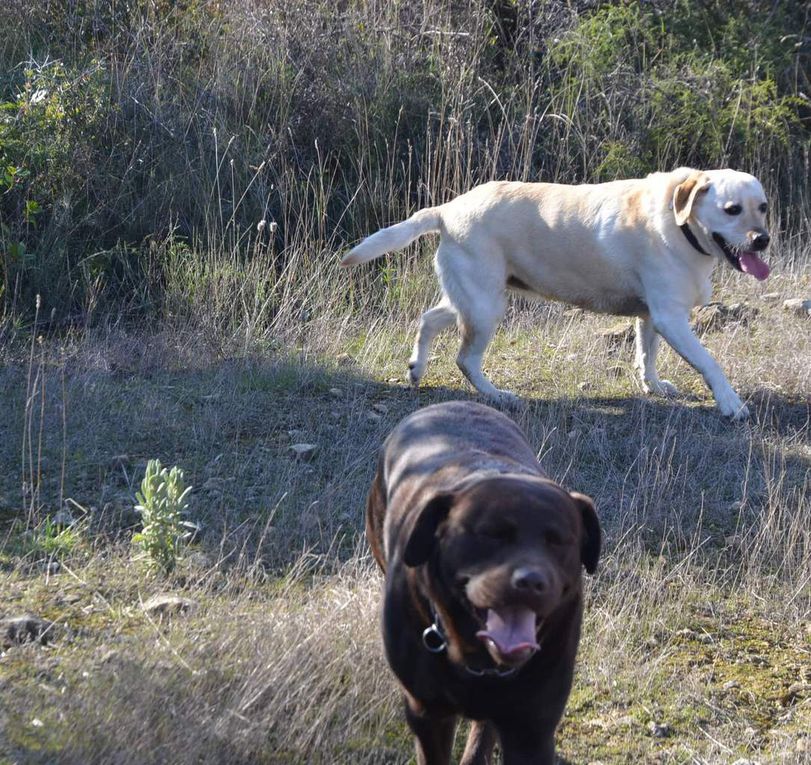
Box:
[693, 301, 758, 333]
[202, 477, 224, 494]
[372, 402, 389, 413]
[366, 411, 382, 422]
[781, 681, 811, 706]
[605, 363, 624, 379]
[760, 292, 780, 302]
[51, 508, 76, 527]
[1, 615, 56, 647]
[288, 443, 317, 460]
[783, 298, 811, 317]
[328, 387, 343, 398]
[110, 454, 131, 470]
[142, 594, 197, 618]
[599, 322, 635, 348]
[648, 721, 672, 738]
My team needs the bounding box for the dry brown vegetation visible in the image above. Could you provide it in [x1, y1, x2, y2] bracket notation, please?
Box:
[1, 264, 809, 764]
[1, 1, 810, 763]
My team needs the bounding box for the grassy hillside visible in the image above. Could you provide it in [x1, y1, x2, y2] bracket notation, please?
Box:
[0, 1, 810, 763]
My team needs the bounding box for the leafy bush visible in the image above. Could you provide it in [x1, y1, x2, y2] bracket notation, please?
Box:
[132, 459, 194, 574]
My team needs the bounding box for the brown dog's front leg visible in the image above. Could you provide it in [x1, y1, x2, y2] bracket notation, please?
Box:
[403, 693, 457, 765]
[460, 720, 497, 765]
[497, 722, 556, 765]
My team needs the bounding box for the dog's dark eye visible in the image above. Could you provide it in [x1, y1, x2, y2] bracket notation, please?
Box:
[724, 204, 742, 216]
[478, 524, 514, 543]
[758, 203, 767, 214]
[543, 530, 564, 546]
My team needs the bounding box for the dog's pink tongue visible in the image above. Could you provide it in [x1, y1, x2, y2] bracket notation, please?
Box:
[739, 251, 770, 281]
[476, 607, 539, 661]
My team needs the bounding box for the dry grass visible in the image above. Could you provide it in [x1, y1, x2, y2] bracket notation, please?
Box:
[1, 257, 809, 763]
[0, 6, 808, 760]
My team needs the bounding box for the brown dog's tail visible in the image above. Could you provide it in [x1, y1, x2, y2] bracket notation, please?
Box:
[340, 207, 442, 266]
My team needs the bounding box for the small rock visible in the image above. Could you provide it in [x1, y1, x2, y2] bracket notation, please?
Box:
[386, 377, 400, 384]
[40, 560, 61, 575]
[760, 292, 780, 302]
[723, 680, 740, 690]
[731, 760, 759, 765]
[578, 381, 595, 392]
[783, 297, 811, 317]
[781, 681, 811, 705]
[51, 508, 76, 527]
[648, 721, 671, 738]
[693, 301, 758, 333]
[142, 595, 197, 618]
[605, 363, 624, 379]
[30, 718, 44, 728]
[372, 403, 389, 414]
[289, 443, 317, 461]
[1, 615, 55, 647]
[600, 323, 635, 348]
[202, 477, 223, 493]
[328, 387, 344, 398]
[110, 455, 131, 470]
[366, 411, 382, 422]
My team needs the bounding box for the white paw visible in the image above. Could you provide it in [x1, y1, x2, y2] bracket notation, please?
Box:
[715, 389, 749, 419]
[486, 389, 521, 407]
[407, 359, 424, 387]
[643, 378, 679, 397]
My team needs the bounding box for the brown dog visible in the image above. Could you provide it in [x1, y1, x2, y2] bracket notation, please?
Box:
[366, 401, 601, 765]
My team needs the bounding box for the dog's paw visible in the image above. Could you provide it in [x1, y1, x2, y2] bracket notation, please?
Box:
[715, 389, 749, 419]
[407, 360, 424, 387]
[485, 389, 521, 407]
[642, 377, 679, 397]
[653, 379, 679, 397]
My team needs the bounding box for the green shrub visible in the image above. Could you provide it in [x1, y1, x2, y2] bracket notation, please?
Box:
[132, 459, 194, 574]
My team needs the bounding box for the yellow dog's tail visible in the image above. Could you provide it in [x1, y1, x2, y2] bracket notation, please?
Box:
[340, 208, 442, 266]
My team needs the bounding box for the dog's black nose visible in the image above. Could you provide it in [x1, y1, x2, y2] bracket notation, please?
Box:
[512, 567, 547, 593]
[750, 232, 770, 251]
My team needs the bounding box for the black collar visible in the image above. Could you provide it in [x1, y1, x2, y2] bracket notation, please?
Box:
[421, 602, 521, 679]
[680, 222, 711, 256]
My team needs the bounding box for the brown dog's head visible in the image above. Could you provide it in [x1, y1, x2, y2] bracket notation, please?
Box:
[403, 475, 600, 668]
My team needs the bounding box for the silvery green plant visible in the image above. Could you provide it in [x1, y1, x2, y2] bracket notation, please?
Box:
[133, 459, 194, 573]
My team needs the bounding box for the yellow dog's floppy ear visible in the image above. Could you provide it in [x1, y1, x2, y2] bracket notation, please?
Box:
[672, 172, 711, 226]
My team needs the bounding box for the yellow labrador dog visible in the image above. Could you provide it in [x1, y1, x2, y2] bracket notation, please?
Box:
[341, 168, 770, 418]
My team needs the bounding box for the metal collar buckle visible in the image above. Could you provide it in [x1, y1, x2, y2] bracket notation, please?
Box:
[422, 623, 447, 653]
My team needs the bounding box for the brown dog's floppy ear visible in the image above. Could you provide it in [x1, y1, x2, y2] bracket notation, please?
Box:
[570, 492, 601, 575]
[672, 172, 711, 226]
[403, 492, 455, 567]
